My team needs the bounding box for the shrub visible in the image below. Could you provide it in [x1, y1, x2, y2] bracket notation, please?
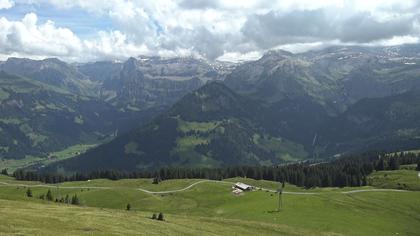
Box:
[157, 213, 164, 221]
[152, 176, 161, 184]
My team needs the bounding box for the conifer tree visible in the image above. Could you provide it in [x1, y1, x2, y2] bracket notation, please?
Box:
[126, 203, 131, 211]
[389, 158, 400, 170]
[26, 188, 32, 197]
[376, 158, 386, 171]
[71, 194, 80, 205]
[46, 189, 53, 201]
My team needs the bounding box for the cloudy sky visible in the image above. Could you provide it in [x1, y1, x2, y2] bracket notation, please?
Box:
[0, 0, 419, 62]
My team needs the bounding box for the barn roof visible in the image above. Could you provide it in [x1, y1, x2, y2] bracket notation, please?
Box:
[235, 182, 252, 190]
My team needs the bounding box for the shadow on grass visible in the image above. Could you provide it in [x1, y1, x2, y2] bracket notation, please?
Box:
[266, 210, 282, 214]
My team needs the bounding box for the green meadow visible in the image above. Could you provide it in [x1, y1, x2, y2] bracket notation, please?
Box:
[0, 199, 307, 236]
[0, 144, 97, 173]
[0, 169, 419, 235]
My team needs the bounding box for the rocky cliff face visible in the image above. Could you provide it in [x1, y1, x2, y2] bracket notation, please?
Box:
[1, 56, 236, 112]
[104, 57, 205, 110]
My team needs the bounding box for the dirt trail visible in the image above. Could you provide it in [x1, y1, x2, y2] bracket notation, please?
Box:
[0, 180, 413, 195]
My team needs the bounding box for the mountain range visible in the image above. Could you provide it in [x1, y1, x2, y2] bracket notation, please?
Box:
[1, 44, 420, 172]
[0, 56, 233, 160]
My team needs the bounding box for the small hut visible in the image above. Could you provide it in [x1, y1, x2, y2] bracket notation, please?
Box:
[233, 182, 254, 191]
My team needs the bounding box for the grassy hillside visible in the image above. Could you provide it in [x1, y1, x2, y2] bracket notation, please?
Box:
[368, 169, 420, 191]
[0, 199, 298, 236]
[0, 174, 419, 235]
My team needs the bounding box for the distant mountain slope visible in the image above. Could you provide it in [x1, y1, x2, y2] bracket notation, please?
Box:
[0, 58, 99, 96]
[76, 61, 122, 82]
[0, 56, 235, 111]
[95, 57, 237, 112]
[0, 56, 235, 161]
[319, 89, 420, 155]
[225, 45, 420, 113]
[43, 83, 420, 173]
[43, 82, 308, 173]
[0, 71, 151, 159]
[131, 56, 233, 81]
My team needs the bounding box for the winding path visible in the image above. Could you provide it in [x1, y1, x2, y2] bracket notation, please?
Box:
[341, 189, 409, 194]
[0, 181, 109, 190]
[137, 180, 232, 194]
[0, 180, 414, 195]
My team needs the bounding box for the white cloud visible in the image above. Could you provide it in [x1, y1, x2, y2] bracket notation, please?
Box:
[0, 0, 14, 9]
[82, 30, 150, 61]
[0, 13, 82, 58]
[0, 13, 148, 62]
[1, 0, 420, 61]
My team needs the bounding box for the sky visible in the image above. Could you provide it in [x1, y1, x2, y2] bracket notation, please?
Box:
[0, 0, 419, 62]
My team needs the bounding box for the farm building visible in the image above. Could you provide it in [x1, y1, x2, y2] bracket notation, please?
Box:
[234, 182, 254, 191]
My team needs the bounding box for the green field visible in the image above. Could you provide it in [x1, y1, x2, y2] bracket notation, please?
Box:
[0, 199, 308, 236]
[0, 144, 97, 172]
[0, 170, 419, 235]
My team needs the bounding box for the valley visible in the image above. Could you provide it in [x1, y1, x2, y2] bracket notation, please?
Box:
[0, 144, 97, 173]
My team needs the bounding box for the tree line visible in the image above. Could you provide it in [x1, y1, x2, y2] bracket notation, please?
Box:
[11, 151, 420, 189]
